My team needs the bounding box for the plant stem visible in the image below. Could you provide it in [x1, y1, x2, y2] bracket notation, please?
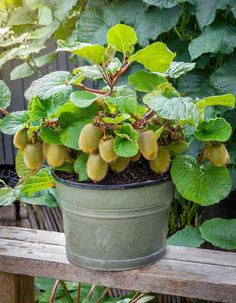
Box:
[0, 108, 9, 116]
[50, 280, 60, 303]
[187, 203, 202, 226]
[77, 283, 81, 303]
[76, 84, 108, 95]
[95, 287, 109, 303]
[60, 280, 75, 303]
[86, 284, 96, 302]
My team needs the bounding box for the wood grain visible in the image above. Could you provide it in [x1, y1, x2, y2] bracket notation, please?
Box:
[0, 226, 236, 303]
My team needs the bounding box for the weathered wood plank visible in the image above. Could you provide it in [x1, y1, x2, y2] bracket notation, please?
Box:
[0, 227, 236, 302]
[0, 272, 34, 303]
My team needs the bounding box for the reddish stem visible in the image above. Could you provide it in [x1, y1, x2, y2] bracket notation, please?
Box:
[49, 280, 60, 303]
[76, 84, 108, 95]
[0, 108, 9, 116]
[112, 62, 131, 86]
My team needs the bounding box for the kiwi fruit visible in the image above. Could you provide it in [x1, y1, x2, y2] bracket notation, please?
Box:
[99, 137, 118, 163]
[109, 157, 130, 173]
[13, 129, 28, 150]
[87, 153, 108, 182]
[79, 124, 102, 154]
[46, 144, 68, 167]
[131, 151, 141, 162]
[205, 144, 229, 167]
[149, 146, 171, 174]
[42, 142, 49, 158]
[170, 130, 184, 141]
[138, 130, 158, 160]
[23, 142, 44, 170]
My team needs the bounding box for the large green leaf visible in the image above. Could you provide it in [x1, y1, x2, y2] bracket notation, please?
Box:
[194, 118, 232, 142]
[129, 42, 175, 72]
[110, 96, 146, 118]
[200, 218, 236, 249]
[195, 0, 230, 29]
[171, 155, 232, 205]
[107, 24, 137, 54]
[165, 62, 195, 78]
[211, 58, 236, 96]
[0, 80, 11, 109]
[20, 189, 57, 207]
[7, 5, 37, 25]
[10, 52, 57, 80]
[189, 23, 236, 60]
[197, 94, 235, 111]
[143, 92, 199, 124]
[0, 187, 17, 206]
[114, 124, 139, 157]
[167, 227, 204, 248]
[142, 0, 187, 8]
[70, 91, 98, 108]
[0, 111, 29, 135]
[20, 168, 55, 196]
[135, 6, 182, 47]
[39, 128, 61, 144]
[128, 70, 166, 92]
[57, 40, 105, 64]
[60, 119, 91, 150]
[25, 71, 73, 101]
[73, 65, 102, 81]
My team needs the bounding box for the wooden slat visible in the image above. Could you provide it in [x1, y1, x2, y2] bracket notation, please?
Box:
[0, 227, 236, 302]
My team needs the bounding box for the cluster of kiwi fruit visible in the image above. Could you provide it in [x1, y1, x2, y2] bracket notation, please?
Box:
[79, 123, 172, 182]
[13, 129, 68, 170]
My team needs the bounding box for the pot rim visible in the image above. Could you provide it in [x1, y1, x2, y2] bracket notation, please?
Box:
[52, 170, 171, 190]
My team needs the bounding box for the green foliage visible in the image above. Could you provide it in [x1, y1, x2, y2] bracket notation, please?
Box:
[74, 152, 89, 181]
[167, 226, 204, 248]
[70, 91, 98, 108]
[128, 71, 166, 92]
[0, 111, 29, 134]
[200, 218, 236, 249]
[0, 187, 17, 206]
[0, 80, 11, 109]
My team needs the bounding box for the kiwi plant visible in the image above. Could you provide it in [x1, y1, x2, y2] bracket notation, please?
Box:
[0, 24, 235, 209]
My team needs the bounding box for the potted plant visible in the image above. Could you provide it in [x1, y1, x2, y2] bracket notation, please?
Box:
[0, 24, 235, 271]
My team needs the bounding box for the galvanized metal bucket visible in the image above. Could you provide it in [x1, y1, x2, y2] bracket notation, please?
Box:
[53, 172, 174, 271]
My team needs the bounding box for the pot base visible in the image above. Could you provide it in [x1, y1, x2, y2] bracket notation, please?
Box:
[66, 245, 166, 271]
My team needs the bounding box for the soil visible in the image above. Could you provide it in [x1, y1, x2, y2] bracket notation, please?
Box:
[55, 158, 169, 185]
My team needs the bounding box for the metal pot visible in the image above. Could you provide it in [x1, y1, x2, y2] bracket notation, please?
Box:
[53, 172, 174, 271]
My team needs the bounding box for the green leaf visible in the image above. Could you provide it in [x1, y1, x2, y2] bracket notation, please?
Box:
[0, 80, 11, 109]
[142, 0, 186, 8]
[57, 40, 105, 64]
[73, 65, 102, 81]
[39, 128, 61, 144]
[103, 113, 130, 124]
[189, 23, 236, 60]
[25, 71, 73, 101]
[56, 162, 74, 174]
[171, 155, 232, 205]
[107, 24, 137, 54]
[70, 91, 98, 108]
[7, 6, 37, 25]
[114, 124, 138, 157]
[0, 187, 17, 206]
[20, 168, 55, 196]
[200, 218, 236, 249]
[20, 189, 57, 207]
[195, 0, 230, 29]
[128, 70, 166, 92]
[165, 62, 195, 79]
[228, 165, 236, 190]
[211, 58, 236, 96]
[74, 152, 89, 181]
[0, 111, 29, 135]
[194, 118, 232, 142]
[143, 92, 199, 124]
[129, 42, 175, 72]
[167, 227, 205, 248]
[60, 119, 91, 150]
[110, 96, 146, 119]
[10, 52, 57, 80]
[197, 94, 235, 111]
[15, 150, 33, 178]
[135, 6, 182, 47]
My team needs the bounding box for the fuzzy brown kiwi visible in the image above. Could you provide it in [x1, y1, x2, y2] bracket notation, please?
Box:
[99, 137, 118, 163]
[79, 124, 102, 154]
[13, 129, 28, 150]
[138, 130, 158, 160]
[87, 153, 108, 182]
[205, 144, 229, 167]
[23, 142, 44, 170]
[46, 144, 68, 167]
[109, 157, 130, 173]
[131, 151, 141, 162]
[149, 146, 171, 174]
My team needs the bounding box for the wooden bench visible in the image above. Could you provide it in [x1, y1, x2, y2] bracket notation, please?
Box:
[0, 226, 236, 303]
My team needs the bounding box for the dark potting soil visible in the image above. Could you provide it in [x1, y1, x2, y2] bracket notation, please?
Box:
[55, 158, 169, 185]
